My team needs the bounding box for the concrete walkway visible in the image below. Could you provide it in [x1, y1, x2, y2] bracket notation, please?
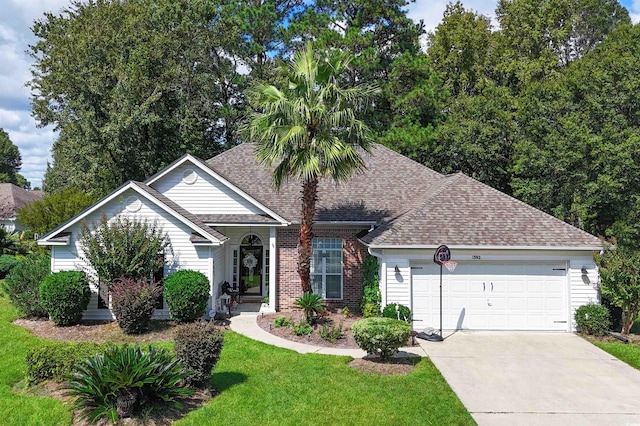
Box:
[228, 313, 426, 358]
[421, 331, 640, 426]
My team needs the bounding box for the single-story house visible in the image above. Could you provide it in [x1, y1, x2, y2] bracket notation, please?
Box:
[38, 144, 602, 331]
[0, 183, 44, 232]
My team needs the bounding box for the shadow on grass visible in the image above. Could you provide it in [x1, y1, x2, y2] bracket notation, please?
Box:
[210, 371, 247, 392]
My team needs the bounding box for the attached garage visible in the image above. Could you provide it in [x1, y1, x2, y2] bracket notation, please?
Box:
[411, 262, 569, 331]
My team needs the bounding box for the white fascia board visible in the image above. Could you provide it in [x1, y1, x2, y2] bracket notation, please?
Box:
[38, 182, 224, 246]
[203, 222, 287, 227]
[145, 154, 290, 225]
[363, 244, 603, 251]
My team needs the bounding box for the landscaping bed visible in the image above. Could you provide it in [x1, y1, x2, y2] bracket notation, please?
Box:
[257, 310, 361, 349]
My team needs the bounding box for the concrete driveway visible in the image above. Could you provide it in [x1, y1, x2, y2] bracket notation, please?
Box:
[419, 332, 640, 425]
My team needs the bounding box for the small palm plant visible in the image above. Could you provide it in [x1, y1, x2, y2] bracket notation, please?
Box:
[293, 292, 326, 325]
[65, 345, 192, 422]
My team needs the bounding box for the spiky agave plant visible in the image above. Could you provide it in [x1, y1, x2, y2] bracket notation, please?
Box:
[65, 345, 192, 422]
[293, 292, 326, 325]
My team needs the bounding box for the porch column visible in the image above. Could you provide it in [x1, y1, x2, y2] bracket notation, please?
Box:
[268, 226, 277, 312]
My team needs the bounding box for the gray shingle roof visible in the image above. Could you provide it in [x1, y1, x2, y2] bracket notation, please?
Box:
[197, 214, 281, 225]
[206, 143, 443, 223]
[0, 183, 43, 219]
[206, 144, 601, 249]
[361, 173, 602, 248]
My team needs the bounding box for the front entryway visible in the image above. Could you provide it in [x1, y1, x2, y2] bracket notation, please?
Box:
[412, 262, 568, 331]
[240, 245, 263, 296]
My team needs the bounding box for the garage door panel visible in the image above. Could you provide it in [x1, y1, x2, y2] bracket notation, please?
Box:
[411, 262, 568, 331]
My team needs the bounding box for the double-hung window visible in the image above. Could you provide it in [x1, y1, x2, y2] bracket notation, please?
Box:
[311, 238, 343, 299]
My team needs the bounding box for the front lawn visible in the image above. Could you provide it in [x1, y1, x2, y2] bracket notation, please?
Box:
[0, 294, 473, 425]
[593, 341, 640, 370]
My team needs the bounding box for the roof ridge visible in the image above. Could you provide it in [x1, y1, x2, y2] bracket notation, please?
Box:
[453, 173, 602, 241]
[370, 144, 443, 179]
[371, 173, 461, 245]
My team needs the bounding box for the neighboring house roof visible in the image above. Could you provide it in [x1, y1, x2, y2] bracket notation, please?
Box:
[0, 183, 43, 219]
[361, 173, 602, 249]
[206, 143, 443, 224]
[38, 181, 227, 246]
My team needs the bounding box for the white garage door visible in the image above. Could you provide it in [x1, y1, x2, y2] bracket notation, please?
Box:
[411, 262, 568, 331]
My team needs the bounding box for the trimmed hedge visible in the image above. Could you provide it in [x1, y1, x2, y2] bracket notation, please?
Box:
[25, 341, 113, 383]
[39, 271, 91, 326]
[174, 321, 224, 388]
[163, 270, 210, 323]
[575, 303, 610, 336]
[1, 253, 50, 317]
[382, 303, 412, 323]
[111, 278, 161, 334]
[0, 254, 19, 279]
[351, 317, 412, 362]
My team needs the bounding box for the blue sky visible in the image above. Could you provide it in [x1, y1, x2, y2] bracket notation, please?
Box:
[0, 0, 638, 189]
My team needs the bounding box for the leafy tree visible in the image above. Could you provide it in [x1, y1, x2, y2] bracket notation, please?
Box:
[0, 129, 30, 189]
[512, 23, 640, 245]
[31, 0, 247, 196]
[595, 245, 640, 334]
[494, 0, 629, 89]
[79, 214, 168, 287]
[17, 188, 97, 235]
[427, 1, 493, 97]
[242, 43, 376, 292]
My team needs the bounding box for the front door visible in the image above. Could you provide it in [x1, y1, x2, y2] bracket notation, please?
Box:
[240, 245, 263, 296]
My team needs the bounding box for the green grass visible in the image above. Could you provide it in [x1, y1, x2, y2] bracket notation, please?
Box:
[594, 341, 640, 370]
[0, 291, 473, 426]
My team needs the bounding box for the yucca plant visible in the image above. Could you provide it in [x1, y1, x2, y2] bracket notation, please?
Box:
[293, 292, 326, 325]
[65, 345, 192, 423]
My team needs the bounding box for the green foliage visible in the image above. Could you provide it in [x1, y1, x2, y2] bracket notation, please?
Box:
[111, 278, 161, 335]
[0, 254, 19, 279]
[292, 320, 313, 336]
[79, 214, 167, 286]
[65, 345, 192, 422]
[351, 317, 412, 362]
[273, 316, 291, 328]
[39, 271, 91, 326]
[574, 303, 610, 336]
[360, 254, 381, 318]
[293, 292, 326, 325]
[595, 246, 640, 334]
[0, 128, 27, 188]
[163, 270, 210, 323]
[32, 0, 248, 196]
[242, 42, 376, 293]
[382, 303, 412, 323]
[25, 341, 112, 384]
[1, 253, 50, 317]
[17, 189, 97, 236]
[174, 321, 225, 388]
[319, 322, 343, 343]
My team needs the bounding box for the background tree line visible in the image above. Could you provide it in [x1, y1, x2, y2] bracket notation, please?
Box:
[29, 0, 640, 248]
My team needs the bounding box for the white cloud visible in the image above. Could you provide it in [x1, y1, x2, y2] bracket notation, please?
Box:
[408, 0, 497, 33]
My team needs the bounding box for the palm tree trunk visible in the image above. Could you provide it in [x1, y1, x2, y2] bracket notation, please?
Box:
[298, 177, 318, 293]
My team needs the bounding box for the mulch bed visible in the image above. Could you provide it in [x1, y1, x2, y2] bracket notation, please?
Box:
[256, 310, 360, 349]
[579, 331, 640, 345]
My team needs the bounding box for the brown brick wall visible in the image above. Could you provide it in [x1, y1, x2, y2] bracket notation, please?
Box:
[276, 226, 368, 311]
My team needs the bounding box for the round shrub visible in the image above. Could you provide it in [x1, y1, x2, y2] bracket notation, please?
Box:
[163, 270, 210, 323]
[111, 278, 161, 334]
[351, 317, 412, 362]
[174, 321, 225, 388]
[382, 303, 412, 322]
[575, 303, 610, 336]
[40, 271, 91, 326]
[0, 254, 19, 279]
[1, 254, 51, 317]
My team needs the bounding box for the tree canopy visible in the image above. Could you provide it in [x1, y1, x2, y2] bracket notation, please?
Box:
[0, 129, 30, 189]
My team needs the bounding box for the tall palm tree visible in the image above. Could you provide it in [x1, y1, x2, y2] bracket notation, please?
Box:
[242, 43, 377, 293]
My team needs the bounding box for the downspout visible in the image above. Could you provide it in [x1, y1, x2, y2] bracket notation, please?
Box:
[367, 247, 386, 307]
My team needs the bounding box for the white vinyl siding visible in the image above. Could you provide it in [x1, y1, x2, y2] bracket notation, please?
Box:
[311, 238, 343, 299]
[151, 163, 263, 215]
[50, 189, 212, 320]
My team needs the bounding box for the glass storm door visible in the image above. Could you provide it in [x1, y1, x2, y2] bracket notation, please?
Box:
[240, 245, 263, 296]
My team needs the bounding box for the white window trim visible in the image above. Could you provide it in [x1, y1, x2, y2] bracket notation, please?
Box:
[311, 238, 343, 300]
